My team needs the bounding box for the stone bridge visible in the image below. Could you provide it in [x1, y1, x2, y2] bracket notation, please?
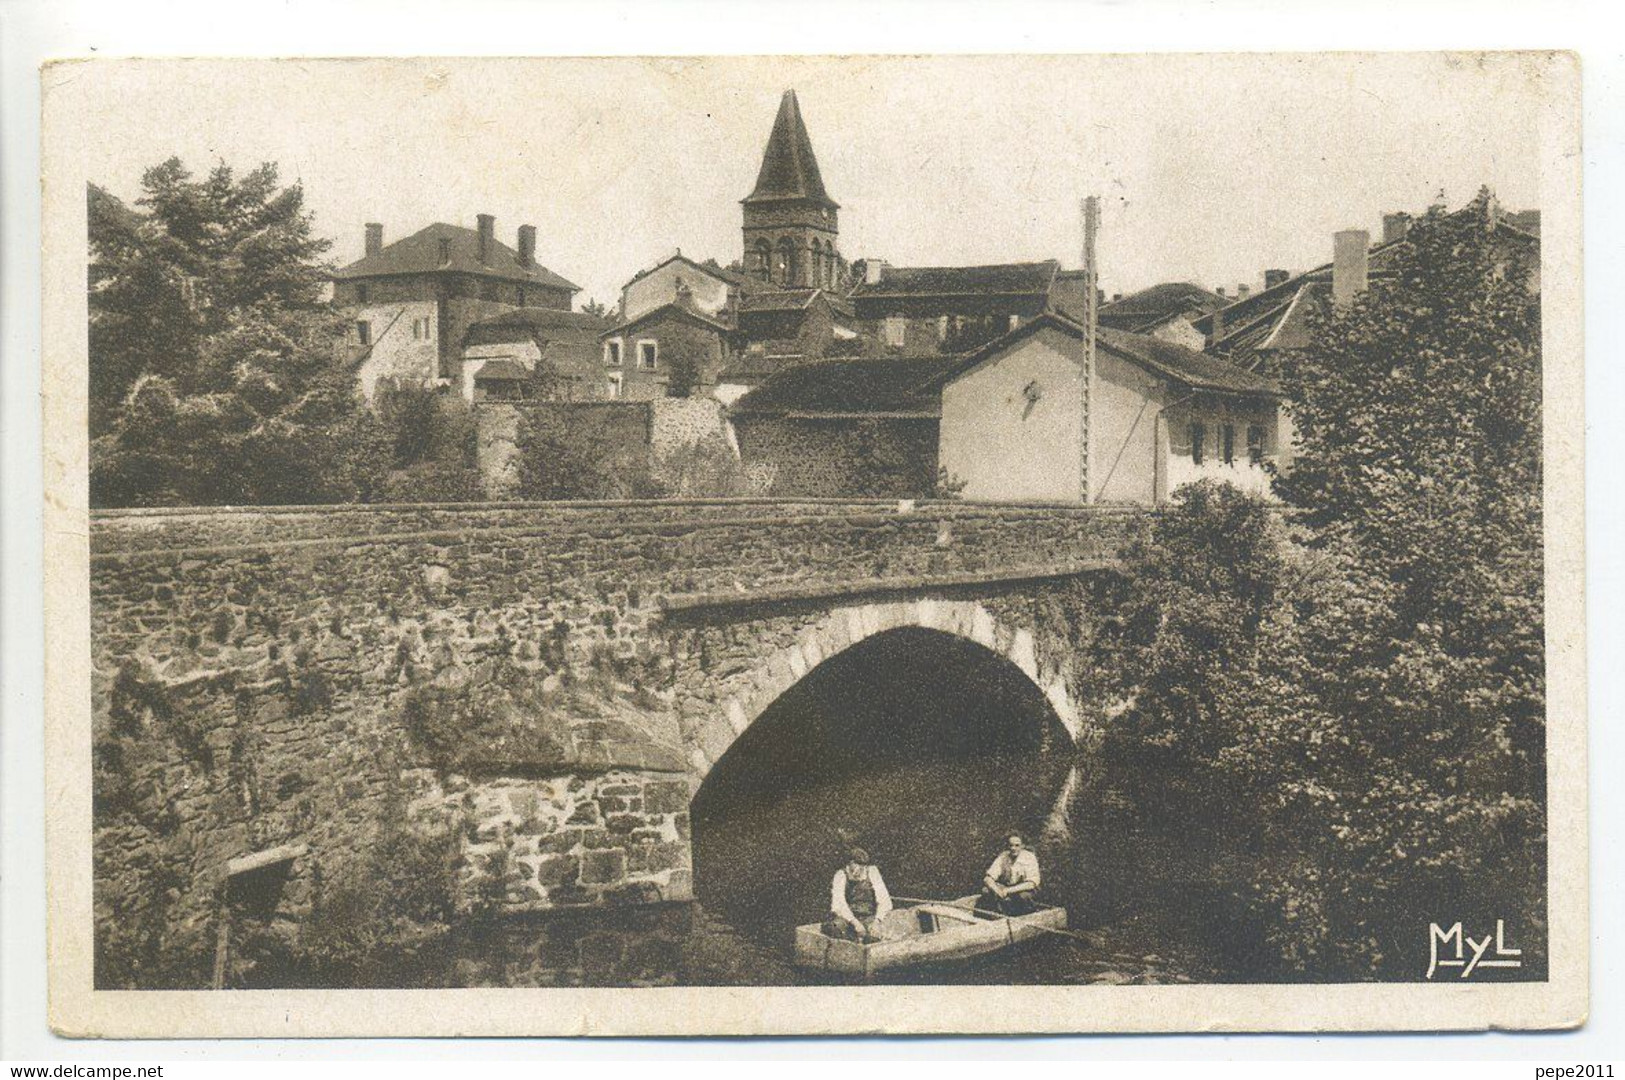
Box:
[89, 498, 1142, 976]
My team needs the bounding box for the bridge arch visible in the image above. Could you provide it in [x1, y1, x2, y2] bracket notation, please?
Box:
[684, 598, 1082, 782]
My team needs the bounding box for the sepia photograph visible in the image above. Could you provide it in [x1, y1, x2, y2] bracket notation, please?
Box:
[37, 50, 1585, 1037]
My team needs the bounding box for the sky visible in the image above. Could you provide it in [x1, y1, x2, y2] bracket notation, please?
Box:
[54, 53, 1551, 309]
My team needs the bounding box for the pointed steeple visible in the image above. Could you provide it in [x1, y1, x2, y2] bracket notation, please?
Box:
[744, 90, 839, 208]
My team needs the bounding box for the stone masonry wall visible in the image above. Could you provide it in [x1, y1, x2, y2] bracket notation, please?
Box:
[90, 500, 1140, 985]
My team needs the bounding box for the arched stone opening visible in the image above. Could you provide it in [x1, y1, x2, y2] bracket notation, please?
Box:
[774, 237, 797, 286]
[684, 599, 1081, 782]
[686, 604, 1081, 945]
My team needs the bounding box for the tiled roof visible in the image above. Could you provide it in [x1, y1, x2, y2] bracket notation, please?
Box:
[333, 222, 579, 292]
[740, 288, 820, 313]
[728, 356, 961, 417]
[743, 90, 838, 209]
[1096, 324, 1280, 397]
[470, 359, 531, 382]
[1192, 200, 1539, 360]
[1100, 282, 1229, 319]
[851, 260, 1060, 299]
[464, 307, 610, 347]
[697, 258, 780, 296]
[601, 299, 733, 339]
[934, 313, 1279, 398]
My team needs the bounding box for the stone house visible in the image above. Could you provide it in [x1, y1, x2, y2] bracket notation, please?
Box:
[848, 260, 1061, 358]
[1094, 281, 1230, 351]
[460, 307, 613, 402]
[937, 313, 1282, 505]
[598, 294, 735, 401]
[331, 214, 580, 401]
[718, 288, 859, 404]
[727, 357, 956, 497]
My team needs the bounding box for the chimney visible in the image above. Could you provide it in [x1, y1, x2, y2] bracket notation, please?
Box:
[1216, 286, 1227, 298]
[1210, 306, 1225, 344]
[1382, 212, 1411, 245]
[364, 223, 383, 257]
[517, 225, 536, 268]
[864, 259, 888, 286]
[476, 214, 495, 264]
[1264, 268, 1289, 290]
[1333, 229, 1370, 307]
[1111, 293, 1122, 303]
[1237, 284, 1251, 300]
[438, 237, 452, 265]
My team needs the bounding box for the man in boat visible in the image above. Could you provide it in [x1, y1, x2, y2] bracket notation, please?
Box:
[823, 847, 895, 942]
[977, 832, 1042, 916]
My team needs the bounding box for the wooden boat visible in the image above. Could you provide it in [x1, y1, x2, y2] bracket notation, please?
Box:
[793, 896, 1068, 978]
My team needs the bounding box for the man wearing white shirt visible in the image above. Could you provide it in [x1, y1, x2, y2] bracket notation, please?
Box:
[978, 832, 1042, 916]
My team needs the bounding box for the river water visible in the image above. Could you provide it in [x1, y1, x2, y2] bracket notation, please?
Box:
[440, 628, 1233, 988]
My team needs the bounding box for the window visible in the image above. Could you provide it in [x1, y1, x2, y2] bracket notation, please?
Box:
[937, 316, 950, 342]
[356, 321, 371, 346]
[438, 238, 452, 264]
[1247, 424, 1266, 466]
[606, 372, 623, 399]
[1222, 423, 1235, 465]
[1190, 422, 1205, 465]
[481, 281, 499, 301]
[517, 286, 527, 306]
[605, 340, 623, 367]
[638, 340, 658, 371]
[884, 317, 906, 348]
[356, 284, 369, 303]
[1009, 314, 1021, 331]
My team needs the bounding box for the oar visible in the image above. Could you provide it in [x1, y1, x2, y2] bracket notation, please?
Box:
[891, 895, 1098, 947]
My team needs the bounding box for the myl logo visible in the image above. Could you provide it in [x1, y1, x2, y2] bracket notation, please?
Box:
[1426, 920, 1522, 979]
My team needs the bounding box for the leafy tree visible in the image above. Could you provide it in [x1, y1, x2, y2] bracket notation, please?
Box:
[512, 406, 663, 500]
[1280, 189, 1544, 778]
[370, 384, 485, 503]
[1103, 194, 1546, 979]
[580, 298, 611, 319]
[89, 160, 379, 506]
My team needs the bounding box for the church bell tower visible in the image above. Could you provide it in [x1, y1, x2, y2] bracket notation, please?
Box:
[742, 90, 841, 288]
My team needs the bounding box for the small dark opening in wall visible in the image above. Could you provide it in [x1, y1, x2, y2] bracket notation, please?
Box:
[226, 860, 293, 922]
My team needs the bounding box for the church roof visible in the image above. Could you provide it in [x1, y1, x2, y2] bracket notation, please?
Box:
[743, 90, 839, 209]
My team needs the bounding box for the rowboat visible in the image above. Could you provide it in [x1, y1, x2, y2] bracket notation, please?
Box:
[793, 896, 1068, 978]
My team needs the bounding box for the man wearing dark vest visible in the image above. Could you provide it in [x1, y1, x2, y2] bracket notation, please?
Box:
[823, 847, 894, 942]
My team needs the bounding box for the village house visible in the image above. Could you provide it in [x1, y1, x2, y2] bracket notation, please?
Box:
[729, 312, 1282, 505]
[1094, 281, 1230, 351]
[937, 313, 1282, 504]
[727, 356, 954, 498]
[331, 215, 580, 401]
[598, 281, 736, 400]
[460, 307, 612, 401]
[848, 260, 1062, 357]
[1193, 200, 1541, 373]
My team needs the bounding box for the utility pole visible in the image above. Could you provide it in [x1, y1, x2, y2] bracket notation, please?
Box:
[1080, 195, 1100, 504]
